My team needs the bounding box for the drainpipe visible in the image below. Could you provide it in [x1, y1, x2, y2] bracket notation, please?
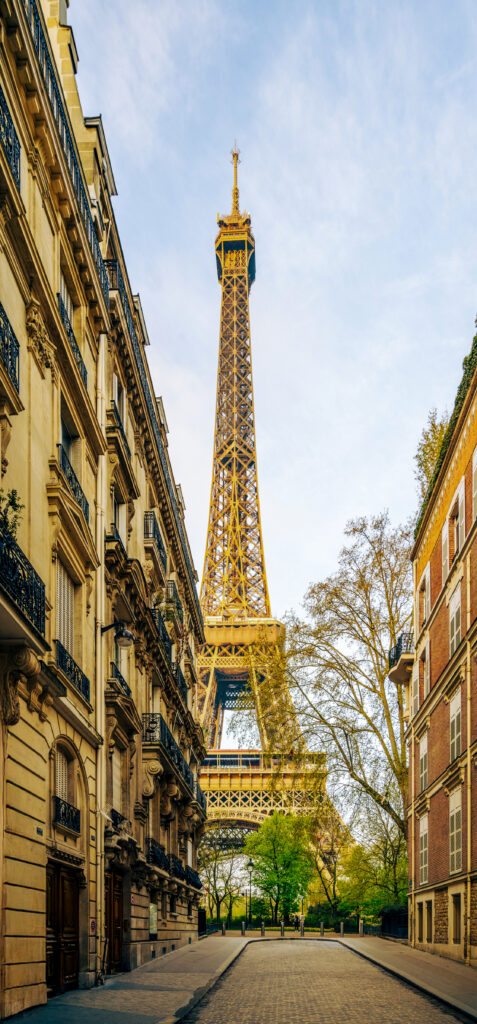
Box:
[95, 332, 107, 981]
[466, 552, 471, 965]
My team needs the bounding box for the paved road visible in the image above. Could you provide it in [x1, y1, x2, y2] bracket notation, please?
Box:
[183, 941, 466, 1024]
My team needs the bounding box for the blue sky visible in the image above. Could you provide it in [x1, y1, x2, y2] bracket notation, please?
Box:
[72, 0, 477, 618]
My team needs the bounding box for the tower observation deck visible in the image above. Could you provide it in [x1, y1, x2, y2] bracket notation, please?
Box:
[198, 150, 313, 838]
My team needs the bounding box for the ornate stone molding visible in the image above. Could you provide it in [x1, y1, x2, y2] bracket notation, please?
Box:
[0, 646, 41, 725]
[142, 757, 163, 798]
[26, 297, 56, 379]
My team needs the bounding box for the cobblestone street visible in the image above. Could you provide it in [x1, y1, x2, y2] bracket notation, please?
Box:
[183, 941, 466, 1024]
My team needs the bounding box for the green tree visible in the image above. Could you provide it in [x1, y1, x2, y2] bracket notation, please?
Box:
[0, 489, 24, 539]
[414, 407, 449, 503]
[244, 813, 313, 924]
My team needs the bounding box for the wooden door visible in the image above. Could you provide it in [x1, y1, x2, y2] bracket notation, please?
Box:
[105, 870, 123, 972]
[46, 863, 79, 995]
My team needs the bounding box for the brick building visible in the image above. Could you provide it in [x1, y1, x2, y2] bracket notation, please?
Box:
[0, 0, 206, 1016]
[389, 343, 477, 962]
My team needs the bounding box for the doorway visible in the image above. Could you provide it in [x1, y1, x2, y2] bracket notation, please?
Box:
[46, 862, 79, 996]
[105, 869, 123, 972]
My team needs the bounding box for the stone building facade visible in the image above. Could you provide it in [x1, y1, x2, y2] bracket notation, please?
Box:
[0, 0, 206, 1016]
[389, 345, 477, 963]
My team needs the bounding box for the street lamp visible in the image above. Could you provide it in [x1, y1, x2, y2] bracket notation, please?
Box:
[247, 858, 254, 928]
[101, 619, 135, 648]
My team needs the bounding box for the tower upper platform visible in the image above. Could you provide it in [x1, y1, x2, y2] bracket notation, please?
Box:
[215, 147, 256, 288]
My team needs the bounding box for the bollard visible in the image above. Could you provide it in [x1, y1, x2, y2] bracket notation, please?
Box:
[241, 921, 245, 936]
[261, 921, 265, 937]
[340, 922, 344, 937]
[359, 919, 363, 936]
[320, 921, 324, 937]
[280, 920, 285, 937]
[221, 921, 226, 936]
[300, 918, 304, 937]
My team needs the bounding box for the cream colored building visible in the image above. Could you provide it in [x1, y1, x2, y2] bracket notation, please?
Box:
[0, 0, 206, 1016]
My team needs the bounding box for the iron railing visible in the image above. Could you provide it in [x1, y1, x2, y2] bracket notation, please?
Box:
[57, 294, 87, 388]
[0, 83, 20, 189]
[174, 662, 188, 707]
[185, 865, 202, 890]
[57, 444, 89, 524]
[105, 258, 202, 629]
[0, 301, 20, 393]
[110, 808, 126, 830]
[165, 579, 183, 623]
[111, 400, 131, 457]
[144, 511, 167, 573]
[111, 661, 131, 697]
[55, 639, 90, 702]
[151, 606, 172, 663]
[142, 713, 194, 792]
[0, 525, 45, 635]
[146, 838, 170, 872]
[107, 523, 127, 559]
[20, 0, 108, 304]
[389, 632, 414, 671]
[53, 796, 80, 833]
[169, 854, 186, 882]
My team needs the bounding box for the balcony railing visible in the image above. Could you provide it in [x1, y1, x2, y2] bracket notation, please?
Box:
[53, 796, 80, 834]
[106, 523, 127, 560]
[388, 632, 414, 671]
[111, 662, 131, 697]
[0, 524, 45, 636]
[185, 865, 202, 890]
[0, 301, 20, 394]
[55, 639, 90, 702]
[0, 83, 20, 190]
[144, 511, 167, 573]
[57, 294, 87, 388]
[151, 606, 172, 663]
[169, 854, 186, 882]
[142, 713, 194, 792]
[58, 444, 89, 524]
[111, 400, 131, 457]
[165, 580, 183, 623]
[21, 0, 109, 304]
[146, 838, 170, 872]
[105, 258, 202, 630]
[174, 662, 188, 707]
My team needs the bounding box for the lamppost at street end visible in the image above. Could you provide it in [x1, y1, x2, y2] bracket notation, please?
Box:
[247, 858, 254, 928]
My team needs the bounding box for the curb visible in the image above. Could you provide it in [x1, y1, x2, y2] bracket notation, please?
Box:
[158, 938, 251, 1024]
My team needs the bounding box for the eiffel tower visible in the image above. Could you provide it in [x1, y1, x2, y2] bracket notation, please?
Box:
[198, 149, 311, 841]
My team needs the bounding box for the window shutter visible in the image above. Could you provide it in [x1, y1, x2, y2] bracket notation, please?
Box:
[113, 373, 119, 405]
[458, 487, 465, 552]
[423, 640, 430, 697]
[112, 747, 122, 812]
[455, 808, 462, 870]
[60, 271, 73, 324]
[412, 665, 419, 718]
[57, 560, 74, 654]
[442, 524, 449, 581]
[473, 455, 477, 520]
[56, 749, 68, 801]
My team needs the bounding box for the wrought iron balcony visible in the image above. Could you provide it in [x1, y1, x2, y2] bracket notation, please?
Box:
[144, 511, 167, 573]
[0, 524, 45, 636]
[111, 662, 131, 697]
[0, 83, 20, 190]
[142, 713, 194, 792]
[169, 854, 187, 882]
[0, 301, 20, 394]
[104, 257, 202, 630]
[55, 640, 90, 702]
[146, 838, 170, 872]
[57, 444, 89, 524]
[57, 294, 87, 388]
[389, 632, 414, 670]
[165, 580, 183, 624]
[185, 865, 202, 890]
[111, 400, 131, 457]
[53, 796, 80, 834]
[21, 0, 108, 304]
[174, 662, 188, 707]
[151, 606, 172, 663]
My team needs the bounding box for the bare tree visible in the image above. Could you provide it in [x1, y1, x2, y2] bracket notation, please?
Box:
[198, 827, 245, 924]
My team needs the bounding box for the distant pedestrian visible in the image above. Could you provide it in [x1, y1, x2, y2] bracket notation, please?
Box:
[293, 914, 299, 931]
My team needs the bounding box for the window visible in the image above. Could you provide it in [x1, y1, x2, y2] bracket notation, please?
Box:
[113, 372, 126, 424]
[161, 892, 167, 920]
[149, 901, 158, 939]
[450, 691, 461, 762]
[170, 894, 176, 914]
[419, 733, 428, 792]
[56, 747, 69, 802]
[60, 270, 74, 324]
[419, 814, 428, 884]
[421, 640, 430, 699]
[442, 522, 449, 582]
[417, 902, 423, 942]
[187, 900, 192, 918]
[112, 746, 122, 813]
[449, 586, 461, 657]
[187, 838, 193, 868]
[426, 900, 432, 942]
[419, 567, 430, 629]
[113, 487, 127, 547]
[411, 664, 419, 719]
[60, 401, 82, 481]
[57, 559, 74, 655]
[473, 449, 477, 521]
[449, 789, 462, 874]
[449, 483, 465, 565]
[452, 894, 462, 943]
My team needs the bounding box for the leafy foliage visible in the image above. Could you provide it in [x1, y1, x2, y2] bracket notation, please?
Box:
[244, 813, 313, 923]
[414, 407, 449, 504]
[0, 488, 24, 539]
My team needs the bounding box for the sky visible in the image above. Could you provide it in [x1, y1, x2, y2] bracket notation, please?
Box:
[71, 0, 477, 621]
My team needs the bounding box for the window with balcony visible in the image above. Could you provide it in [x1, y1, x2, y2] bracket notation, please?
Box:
[419, 733, 428, 792]
[450, 690, 461, 763]
[449, 586, 461, 657]
[60, 270, 74, 324]
[419, 814, 428, 884]
[54, 744, 80, 833]
[449, 789, 462, 874]
[57, 559, 75, 655]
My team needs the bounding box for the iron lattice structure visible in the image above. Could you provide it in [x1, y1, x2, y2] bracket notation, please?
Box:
[198, 151, 314, 838]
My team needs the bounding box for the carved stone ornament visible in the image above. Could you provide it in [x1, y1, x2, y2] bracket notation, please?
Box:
[0, 646, 41, 725]
[142, 757, 163, 798]
[26, 297, 56, 378]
